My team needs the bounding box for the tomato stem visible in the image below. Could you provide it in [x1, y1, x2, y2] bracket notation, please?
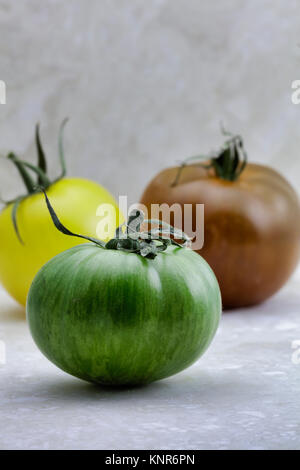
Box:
[13, 157, 51, 189]
[11, 196, 26, 245]
[35, 123, 47, 184]
[2, 120, 69, 244]
[42, 190, 191, 259]
[7, 153, 36, 194]
[171, 128, 248, 186]
[54, 118, 69, 182]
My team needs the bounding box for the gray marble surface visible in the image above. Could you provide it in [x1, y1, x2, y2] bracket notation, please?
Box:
[0, 270, 300, 450]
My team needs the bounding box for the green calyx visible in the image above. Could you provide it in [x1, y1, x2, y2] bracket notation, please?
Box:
[171, 126, 248, 187]
[0, 119, 69, 244]
[43, 189, 191, 260]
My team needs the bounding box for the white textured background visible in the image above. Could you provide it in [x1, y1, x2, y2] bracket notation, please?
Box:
[0, 0, 300, 203]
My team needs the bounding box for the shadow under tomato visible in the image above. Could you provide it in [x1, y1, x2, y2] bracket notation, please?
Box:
[12, 367, 261, 409]
[29, 375, 168, 401]
[223, 287, 300, 317]
[0, 301, 25, 323]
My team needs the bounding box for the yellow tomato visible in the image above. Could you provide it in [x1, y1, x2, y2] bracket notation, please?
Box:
[0, 177, 123, 306]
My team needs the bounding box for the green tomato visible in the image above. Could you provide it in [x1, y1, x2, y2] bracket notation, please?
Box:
[27, 243, 221, 386]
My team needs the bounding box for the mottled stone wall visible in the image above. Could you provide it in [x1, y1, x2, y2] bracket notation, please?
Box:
[0, 0, 300, 204]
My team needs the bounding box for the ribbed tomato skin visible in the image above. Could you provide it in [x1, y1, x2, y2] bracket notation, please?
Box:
[27, 243, 221, 386]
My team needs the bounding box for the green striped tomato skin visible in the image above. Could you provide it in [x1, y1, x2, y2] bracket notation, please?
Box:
[27, 243, 221, 386]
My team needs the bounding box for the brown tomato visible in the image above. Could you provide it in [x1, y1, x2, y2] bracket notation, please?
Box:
[140, 135, 300, 308]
